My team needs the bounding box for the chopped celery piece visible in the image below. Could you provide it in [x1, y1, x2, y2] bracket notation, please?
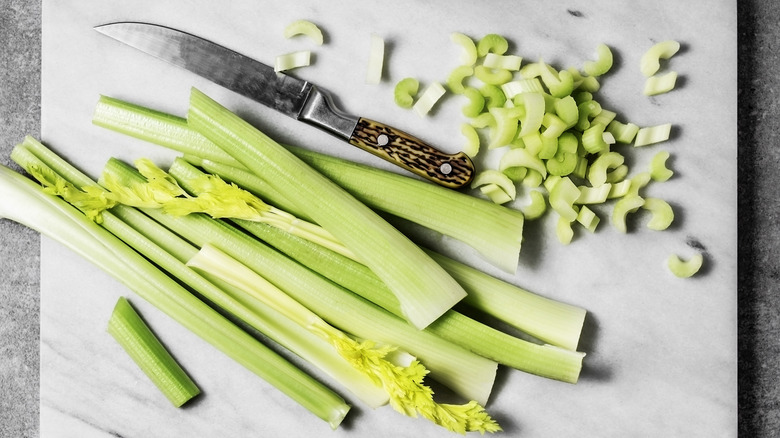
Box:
[394, 77, 419, 108]
[447, 65, 474, 94]
[413, 82, 446, 117]
[283, 19, 324, 45]
[365, 33, 385, 84]
[541, 113, 568, 140]
[461, 87, 486, 118]
[460, 123, 481, 157]
[540, 64, 575, 98]
[556, 216, 575, 245]
[450, 32, 478, 66]
[576, 99, 602, 131]
[583, 43, 613, 77]
[477, 33, 509, 57]
[642, 197, 674, 230]
[554, 95, 579, 127]
[582, 123, 609, 154]
[7, 139, 351, 428]
[483, 53, 522, 71]
[188, 88, 466, 330]
[591, 108, 617, 128]
[667, 253, 703, 278]
[471, 169, 516, 201]
[487, 106, 521, 149]
[474, 65, 513, 85]
[522, 168, 544, 188]
[606, 120, 640, 144]
[605, 164, 629, 184]
[575, 184, 612, 204]
[627, 172, 652, 197]
[108, 297, 200, 407]
[479, 183, 512, 204]
[588, 151, 625, 186]
[502, 78, 544, 99]
[274, 50, 311, 72]
[549, 177, 580, 222]
[649, 150, 674, 181]
[187, 244, 500, 434]
[517, 92, 546, 137]
[612, 195, 645, 233]
[577, 75, 601, 92]
[640, 40, 681, 77]
[576, 205, 600, 232]
[500, 146, 547, 179]
[520, 189, 547, 220]
[634, 123, 672, 146]
[608, 179, 632, 199]
[480, 84, 507, 108]
[470, 111, 496, 128]
[644, 71, 678, 96]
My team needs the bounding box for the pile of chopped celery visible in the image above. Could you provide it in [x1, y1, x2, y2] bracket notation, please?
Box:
[390, 32, 703, 276]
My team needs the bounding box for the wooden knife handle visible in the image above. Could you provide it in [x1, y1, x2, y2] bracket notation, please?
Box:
[348, 117, 475, 189]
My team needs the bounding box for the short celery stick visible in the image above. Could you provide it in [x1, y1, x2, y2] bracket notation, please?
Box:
[188, 88, 466, 330]
[102, 156, 497, 406]
[108, 297, 200, 407]
[5, 143, 350, 429]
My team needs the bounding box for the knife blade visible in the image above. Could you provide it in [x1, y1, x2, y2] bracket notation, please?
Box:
[94, 22, 475, 189]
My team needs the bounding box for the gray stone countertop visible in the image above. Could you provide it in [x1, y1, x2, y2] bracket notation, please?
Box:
[0, 1, 776, 436]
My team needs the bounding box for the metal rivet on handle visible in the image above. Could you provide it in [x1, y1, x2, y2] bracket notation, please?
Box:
[377, 134, 389, 146]
[440, 162, 453, 175]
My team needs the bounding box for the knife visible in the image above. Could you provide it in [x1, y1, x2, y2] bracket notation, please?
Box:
[94, 22, 475, 189]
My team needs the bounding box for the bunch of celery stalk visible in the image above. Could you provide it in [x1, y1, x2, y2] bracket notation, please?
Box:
[0, 88, 587, 433]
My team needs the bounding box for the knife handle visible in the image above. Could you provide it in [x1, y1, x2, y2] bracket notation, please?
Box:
[348, 118, 475, 189]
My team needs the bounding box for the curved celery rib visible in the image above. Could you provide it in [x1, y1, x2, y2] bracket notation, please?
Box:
[5, 140, 351, 429]
[108, 297, 200, 407]
[188, 88, 466, 330]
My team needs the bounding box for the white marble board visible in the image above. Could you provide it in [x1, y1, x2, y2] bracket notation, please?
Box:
[39, 1, 737, 437]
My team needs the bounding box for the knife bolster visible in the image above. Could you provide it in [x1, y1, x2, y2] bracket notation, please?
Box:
[299, 87, 359, 141]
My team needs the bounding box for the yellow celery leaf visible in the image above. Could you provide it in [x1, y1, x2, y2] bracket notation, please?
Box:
[324, 329, 501, 433]
[27, 164, 115, 222]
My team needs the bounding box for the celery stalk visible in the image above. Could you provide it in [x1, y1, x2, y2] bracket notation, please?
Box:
[13, 138, 387, 409]
[100, 158, 498, 406]
[4, 141, 351, 429]
[168, 158, 584, 382]
[91, 95, 525, 273]
[187, 244, 500, 434]
[168, 158, 585, 351]
[108, 297, 200, 407]
[187, 88, 466, 330]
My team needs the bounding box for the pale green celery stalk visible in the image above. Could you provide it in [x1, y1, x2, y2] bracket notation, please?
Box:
[91, 95, 582, 352]
[102, 158, 498, 406]
[188, 88, 466, 330]
[91, 95, 524, 274]
[176, 157, 585, 352]
[108, 296, 200, 407]
[168, 158, 584, 383]
[7, 140, 350, 429]
[188, 244, 500, 434]
[14, 138, 386, 408]
[108, 204, 388, 408]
